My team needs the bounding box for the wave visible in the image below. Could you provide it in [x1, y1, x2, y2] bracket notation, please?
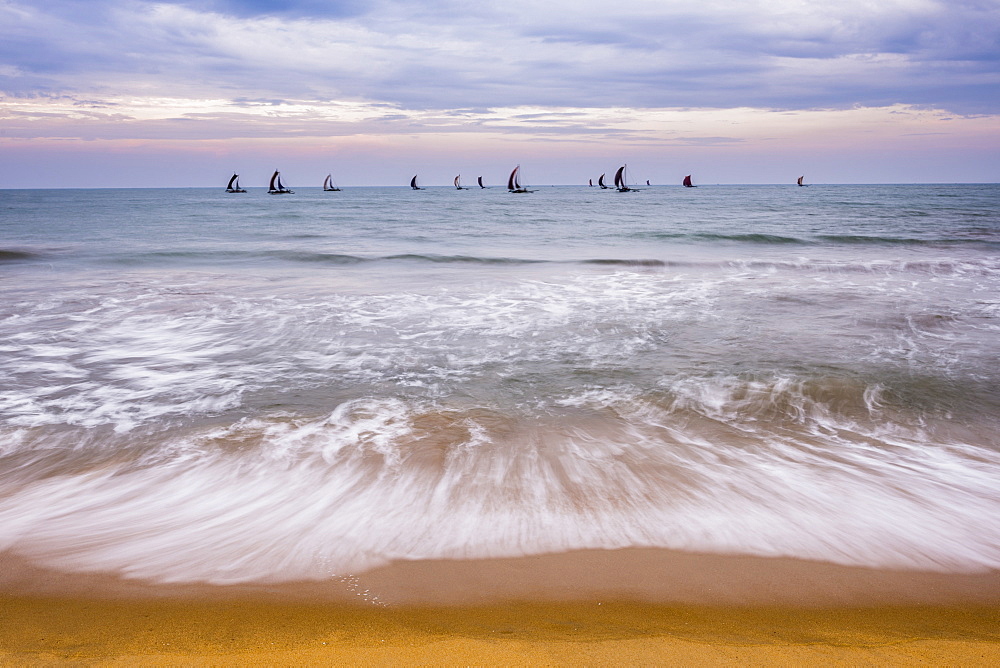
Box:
[381, 254, 542, 265]
[128, 250, 368, 264]
[582, 259, 667, 267]
[0, 249, 40, 262]
[635, 232, 1000, 248]
[1, 372, 998, 585]
[641, 232, 808, 244]
[105, 251, 1000, 275]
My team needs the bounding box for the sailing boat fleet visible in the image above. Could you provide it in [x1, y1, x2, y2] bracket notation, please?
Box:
[226, 169, 812, 192]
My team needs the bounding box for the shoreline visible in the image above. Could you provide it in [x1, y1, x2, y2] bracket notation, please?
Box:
[3, 547, 999, 606]
[2, 548, 999, 664]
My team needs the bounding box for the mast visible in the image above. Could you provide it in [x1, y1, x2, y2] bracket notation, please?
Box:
[615, 165, 638, 192]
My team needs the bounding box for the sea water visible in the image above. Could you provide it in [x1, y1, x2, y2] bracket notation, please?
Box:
[0, 184, 998, 586]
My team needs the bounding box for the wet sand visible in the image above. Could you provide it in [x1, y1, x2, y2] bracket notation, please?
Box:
[2, 549, 999, 665]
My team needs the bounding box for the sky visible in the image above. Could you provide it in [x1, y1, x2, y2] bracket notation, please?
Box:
[1, 0, 999, 187]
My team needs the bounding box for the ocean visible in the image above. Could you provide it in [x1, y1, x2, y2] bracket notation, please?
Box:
[1, 184, 999, 602]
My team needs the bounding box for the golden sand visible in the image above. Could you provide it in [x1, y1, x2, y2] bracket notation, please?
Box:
[2, 596, 998, 666]
[3, 550, 999, 665]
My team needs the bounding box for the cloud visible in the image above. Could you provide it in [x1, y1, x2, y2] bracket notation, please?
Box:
[1, 0, 998, 187]
[2, 0, 998, 114]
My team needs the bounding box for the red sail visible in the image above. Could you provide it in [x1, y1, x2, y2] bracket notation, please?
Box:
[683, 175, 693, 187]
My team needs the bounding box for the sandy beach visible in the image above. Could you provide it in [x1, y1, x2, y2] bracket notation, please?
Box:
[3, 595, 998, 665]
[2, 549, 999, 665]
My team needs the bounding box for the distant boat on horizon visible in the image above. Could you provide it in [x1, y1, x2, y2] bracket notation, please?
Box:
[410, 175, 423, 190]
[588, 178, 593, 187]
[225, 173, 246, 193]
[268, 170, 293, 194]
[478, 176, 486, 189]
[507, 165, 534, 193]
[598, 173, 609, 189]
[323, 174, 341, 192]
[683, 175, 696, 188]
[454, 175, 466, 190]
[615, 165, 639, 192]
[797, 175, 808, 186]
[646, 180, 651, 186]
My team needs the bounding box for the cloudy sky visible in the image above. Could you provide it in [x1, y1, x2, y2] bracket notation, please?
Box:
[1, 0, 998, 186]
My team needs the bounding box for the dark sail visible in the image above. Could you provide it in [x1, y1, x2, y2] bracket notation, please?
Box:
[410, 175, 421, 190]
[226, 173, 245, 193]
[268, 170, 293, 194]
[507, 165, 532, 193]
[614, 165, 637, 192]
[683, 175, 694, 187]
[598, 173, 607, 188]
[478, 176, 485, 188]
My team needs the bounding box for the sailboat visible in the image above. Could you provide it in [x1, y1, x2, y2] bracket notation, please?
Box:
[454, 175, 466, 190]
[507, 165, 534, 193]
[478, 176, 486, 189]
[268, 170, 294, 194]
[682, 175, 696, 188]
[225, 173, 246, 193]
[410, 175, 423, 190]
[797, 175, 808, 187]
[323, 174, 341, 192]
[588, 179, 593, 187]
[598, 173, 609, 189]
[614, 165, 639, 192]
[646, 180, 651, 186]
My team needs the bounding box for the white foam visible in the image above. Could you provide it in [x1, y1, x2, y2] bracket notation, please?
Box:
[1, 265, 999, 583]
[1, 386, 998, 584]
